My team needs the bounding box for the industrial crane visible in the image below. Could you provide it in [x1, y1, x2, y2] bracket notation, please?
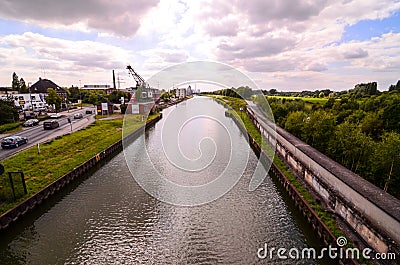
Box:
[126, 65, 152, 103]
[126, 65, 150, 90]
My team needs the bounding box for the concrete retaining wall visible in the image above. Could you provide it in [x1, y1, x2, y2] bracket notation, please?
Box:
[225, 111, 357, 265]
[246, 106, 400, 259]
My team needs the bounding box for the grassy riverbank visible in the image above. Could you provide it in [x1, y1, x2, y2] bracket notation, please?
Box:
[0, 114, 159, 215]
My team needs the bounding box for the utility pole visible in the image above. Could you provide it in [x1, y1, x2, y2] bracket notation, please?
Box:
[67, 118, 72, 132]
[117, 73, 125, 89]
[112, 70, 116, 90]
[28, 82, 32, 111]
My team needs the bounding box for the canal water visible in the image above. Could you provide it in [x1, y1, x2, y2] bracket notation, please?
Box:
[0, 97, 323, 264]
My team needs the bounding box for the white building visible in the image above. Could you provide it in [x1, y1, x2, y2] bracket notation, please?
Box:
[0, 93, 47, 111]
[176, 88, 187, 99]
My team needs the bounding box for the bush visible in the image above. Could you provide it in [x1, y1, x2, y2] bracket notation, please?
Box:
[0, 122, 23, 134]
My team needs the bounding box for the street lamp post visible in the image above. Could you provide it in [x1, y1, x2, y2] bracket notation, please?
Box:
[28, 82, 32, 111]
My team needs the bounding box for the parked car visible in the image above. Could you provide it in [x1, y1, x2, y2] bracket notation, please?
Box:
[1, 136, 28, 149]
[85, 110, 92, 114]
[43, 120, 60, 130]
[74, 112, 83, 119]
[49, 113, 62, 119]
[23, 119, 39, 127]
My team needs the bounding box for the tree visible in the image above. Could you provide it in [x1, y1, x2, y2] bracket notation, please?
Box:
[269, 89, 277, 95]
[371, 132, 400, 197]
[46, 88, 62, 112]
[108, 90, 129, 104]
[285, 99, 305, 113]
[88, 92, 99, 106]
[359, 113, 384, 140]
[68, 86, 80, 103]
[235, 86, 253, 99]
[353, 82, 378, 96]
[328, 122, 373, 174]
[19, 78, 27, 93]
[388, 80, 400, 92]
[324, 98, 335, 109]
[269, 102, 288, 125]
[160, 92, 171, 102]
[120, 104, 127, 114]
[284, 111, 307, 138]
[382, 97, 400, 132]
[12, 72, 20, 91]
[344, 109, 366, 124]
[0, 99, 19, 125]
[303, 110, 336, 151]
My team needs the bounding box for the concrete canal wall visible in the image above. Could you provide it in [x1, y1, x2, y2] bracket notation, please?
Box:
[0, 114, 162, 230]
[225, 110, 358, 265]
[245, 106, 400, 259]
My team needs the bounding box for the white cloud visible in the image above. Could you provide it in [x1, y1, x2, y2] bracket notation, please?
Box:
[0, 32, 137, 86]
[0, 0, 400, 90]
[0, 0, 160, 36]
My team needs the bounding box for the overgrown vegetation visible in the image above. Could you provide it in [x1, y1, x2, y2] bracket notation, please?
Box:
[0, 121, 23, 134]
[266, 89, 400, 198]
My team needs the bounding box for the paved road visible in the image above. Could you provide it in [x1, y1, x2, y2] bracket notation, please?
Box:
[0, 107, 97, 161]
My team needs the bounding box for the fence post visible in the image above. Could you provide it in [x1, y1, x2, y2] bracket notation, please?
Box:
[8, 172, 16, 201]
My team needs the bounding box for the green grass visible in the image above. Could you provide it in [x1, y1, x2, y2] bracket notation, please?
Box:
[0, 113, 160, 215]
[267, 95, 331, 104]
[0, 121, 23, 134]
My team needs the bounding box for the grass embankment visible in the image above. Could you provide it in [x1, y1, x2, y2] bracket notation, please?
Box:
[0, 115, 52, 135]
[209, 95, 343, 238]
[0, 122, 23, 134]
[0, 113, 158, 215]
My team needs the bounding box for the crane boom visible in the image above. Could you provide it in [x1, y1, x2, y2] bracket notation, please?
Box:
[126, 65, 153, 103]
[126, 65, 148, 89]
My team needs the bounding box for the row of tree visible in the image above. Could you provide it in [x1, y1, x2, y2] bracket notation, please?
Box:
[265, 90, 400, 198]
[263, 81, 399, 98]
[205, 86, 254, 99]
[64, 86, 129, 106]
[46, 87, 130, 112]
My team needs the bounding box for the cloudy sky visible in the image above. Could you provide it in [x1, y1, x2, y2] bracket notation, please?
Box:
[0, 0, 399, 91]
